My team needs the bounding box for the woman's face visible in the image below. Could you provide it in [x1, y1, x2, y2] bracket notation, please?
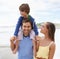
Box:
[40, 23, 48, 34]
[22, 22, 32, 36]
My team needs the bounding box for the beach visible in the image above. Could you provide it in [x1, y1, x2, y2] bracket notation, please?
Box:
[0, 0, 60, 58]
[0, 46, 60, 59]
[0, 46, 17, 59]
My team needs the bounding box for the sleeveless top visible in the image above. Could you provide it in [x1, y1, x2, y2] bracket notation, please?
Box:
[36, 41, 53, 59]
[18, 36, 33, 59]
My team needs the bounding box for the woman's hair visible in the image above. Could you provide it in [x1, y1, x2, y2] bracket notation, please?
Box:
[46, 22, 56, 41]
[19, 3, 30, 14]
[21, 18, 33, 29]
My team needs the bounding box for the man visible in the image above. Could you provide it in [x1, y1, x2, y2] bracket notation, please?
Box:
[10, 19, 36, 59]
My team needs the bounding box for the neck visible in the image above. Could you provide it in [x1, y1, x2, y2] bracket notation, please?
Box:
[44, 33, 50, 40]
[23, 33, 29, 37]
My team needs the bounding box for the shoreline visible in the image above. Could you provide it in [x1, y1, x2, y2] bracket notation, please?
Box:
[37, 23, 60, 29]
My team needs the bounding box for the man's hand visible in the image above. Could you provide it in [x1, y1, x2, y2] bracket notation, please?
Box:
[10, 36, 17, 51]
[10, 36, 16, 43]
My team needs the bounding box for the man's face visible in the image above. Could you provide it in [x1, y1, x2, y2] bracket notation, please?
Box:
[22, 22, 32, 36]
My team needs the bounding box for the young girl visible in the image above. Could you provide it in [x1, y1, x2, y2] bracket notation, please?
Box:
[36, 22, 56, 59]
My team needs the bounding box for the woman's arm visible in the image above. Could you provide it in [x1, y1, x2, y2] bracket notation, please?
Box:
[36, 36, 41, 52]
[36, 40, 40, 52]
[48, 42, 56, 59]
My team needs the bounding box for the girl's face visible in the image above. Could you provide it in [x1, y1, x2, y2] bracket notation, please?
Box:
[22, 22, 32, 36]
[40, 23, 48, 34]
[20, 11, 28, 18]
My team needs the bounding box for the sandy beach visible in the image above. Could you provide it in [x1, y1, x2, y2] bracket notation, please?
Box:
[0, 46, 60, 59]
[0, 46, 17, 59]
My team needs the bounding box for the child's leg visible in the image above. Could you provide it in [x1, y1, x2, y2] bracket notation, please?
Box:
[18, 30, 23, 40]
[30, 30, 35, 40]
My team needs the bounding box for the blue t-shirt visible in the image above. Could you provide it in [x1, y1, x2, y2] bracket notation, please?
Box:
[18, 36, 33, 59]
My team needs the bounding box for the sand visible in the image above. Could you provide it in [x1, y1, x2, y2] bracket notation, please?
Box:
[0, 46, 59, 59]
[0, 46, 17, 59]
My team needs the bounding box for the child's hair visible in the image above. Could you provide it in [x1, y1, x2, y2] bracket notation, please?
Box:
[46, 22, 56, 41]
[21, 18, 33, 29]
[19, 3, 30, 14]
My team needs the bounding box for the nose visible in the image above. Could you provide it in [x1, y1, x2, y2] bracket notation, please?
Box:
[25, 27, 29, 30]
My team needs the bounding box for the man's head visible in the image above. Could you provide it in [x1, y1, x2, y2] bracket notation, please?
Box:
[21, 18, 33, 36]
[19, 3, 30, 17]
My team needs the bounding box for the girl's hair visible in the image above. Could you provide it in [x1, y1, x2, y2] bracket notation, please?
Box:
[21, 18, 33, 29]
[46, 22, 56, 41]
[19, 3, 30, 14]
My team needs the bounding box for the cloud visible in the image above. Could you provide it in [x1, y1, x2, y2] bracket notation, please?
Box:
[0, 0, 60, 25]
[48, 0, 60, 3]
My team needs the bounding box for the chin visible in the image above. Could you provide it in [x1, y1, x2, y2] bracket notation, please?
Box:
[40, 31, 44, 34]
[40, 30, 42, 33]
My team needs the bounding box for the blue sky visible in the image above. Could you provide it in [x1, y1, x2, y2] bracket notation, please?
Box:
[0, 0, 60, 26]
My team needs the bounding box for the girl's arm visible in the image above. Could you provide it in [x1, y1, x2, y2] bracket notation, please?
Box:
[36, 40, 40, 52]
[48, 42, 56, 59]
[36, 36, 41, 52]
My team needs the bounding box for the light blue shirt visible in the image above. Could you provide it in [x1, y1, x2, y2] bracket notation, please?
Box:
[18, 36, 33, 59]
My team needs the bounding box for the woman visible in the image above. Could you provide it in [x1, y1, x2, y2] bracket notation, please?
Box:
[36, 22, 56, 59]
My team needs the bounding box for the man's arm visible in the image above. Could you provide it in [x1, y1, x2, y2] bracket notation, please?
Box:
[10, 38, 19, 54]
[10, 38, 15, 51]
[12, 40, 19, 54]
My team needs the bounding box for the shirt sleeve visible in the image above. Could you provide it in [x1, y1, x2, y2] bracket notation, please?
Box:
[14, 17, 22, 36]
